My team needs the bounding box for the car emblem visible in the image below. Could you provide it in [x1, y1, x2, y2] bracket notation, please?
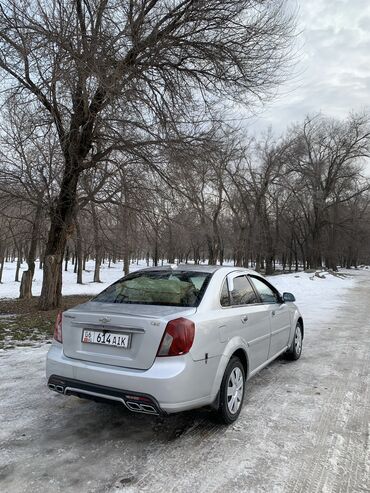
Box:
[99, 317, 111, 324]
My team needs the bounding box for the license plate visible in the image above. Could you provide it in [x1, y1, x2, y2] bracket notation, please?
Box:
[82, 329, 130, 348]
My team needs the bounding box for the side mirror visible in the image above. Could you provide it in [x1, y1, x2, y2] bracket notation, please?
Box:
[283, 292, 295, 302]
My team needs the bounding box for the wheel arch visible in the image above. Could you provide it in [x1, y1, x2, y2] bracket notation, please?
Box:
[231, 348, 249, 379]
[210, 339, 250, 403]
[297, 316, 304, 339]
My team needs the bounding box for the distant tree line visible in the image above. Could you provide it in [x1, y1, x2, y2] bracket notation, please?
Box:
[1, 111, 370, 299]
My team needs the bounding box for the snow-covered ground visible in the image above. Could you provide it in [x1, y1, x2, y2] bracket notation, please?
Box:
[0, 259, 145, 299]
[271, 270, 354, 325]
[0, 270, 369, 492]
[0, 260, 355, 328]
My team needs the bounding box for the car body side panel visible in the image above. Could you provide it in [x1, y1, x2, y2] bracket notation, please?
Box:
[217, 305, 271, 372]
[209, 337, 249, 399]
[267, 303, 292, 358]
[190, 269, 271, 371]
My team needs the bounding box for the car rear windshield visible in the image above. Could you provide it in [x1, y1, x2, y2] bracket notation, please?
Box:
[93, 270, 212, 307]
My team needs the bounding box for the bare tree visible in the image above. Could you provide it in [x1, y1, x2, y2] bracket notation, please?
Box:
[0, 0, 295, 308]
[0, 105, 60, 297]
[283, 114, 370, 269]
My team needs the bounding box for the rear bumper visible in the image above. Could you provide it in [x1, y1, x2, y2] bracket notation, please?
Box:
[46, 344, 220, 413]
[48, 375, 163, 415]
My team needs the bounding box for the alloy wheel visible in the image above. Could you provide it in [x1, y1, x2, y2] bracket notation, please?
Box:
[227, 367, 244, 414]
[295, 326, 302, 355]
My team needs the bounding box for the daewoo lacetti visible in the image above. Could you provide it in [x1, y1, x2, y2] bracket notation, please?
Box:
[46, 265, 303, 423]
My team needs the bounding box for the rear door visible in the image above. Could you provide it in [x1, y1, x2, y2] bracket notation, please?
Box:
[218, 273, 271, 372]
[248, 275, 291, 358]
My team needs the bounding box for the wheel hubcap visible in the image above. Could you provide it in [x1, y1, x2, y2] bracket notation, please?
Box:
[295, 326, 302, 354]
[227, 367, 244, 414]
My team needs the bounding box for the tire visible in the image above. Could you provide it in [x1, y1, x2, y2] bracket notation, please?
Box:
[286, 322, 303, 360]
[216, 356, 246, 424]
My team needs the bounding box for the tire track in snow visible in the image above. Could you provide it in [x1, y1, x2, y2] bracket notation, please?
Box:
[284, 281, 370, 493]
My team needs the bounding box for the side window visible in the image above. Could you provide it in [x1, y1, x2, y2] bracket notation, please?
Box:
[220, 279, 230, 307]
[249, 276, 279, 304]
[229, 276, 259, 306]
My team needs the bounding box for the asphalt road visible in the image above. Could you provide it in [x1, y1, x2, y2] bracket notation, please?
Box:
[0, 272, 369, 493]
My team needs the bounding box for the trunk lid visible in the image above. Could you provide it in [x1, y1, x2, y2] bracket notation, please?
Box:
[62, 301, 196, 370]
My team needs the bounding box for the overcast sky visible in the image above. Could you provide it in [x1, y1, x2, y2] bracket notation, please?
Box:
[249, 0, 370, 135]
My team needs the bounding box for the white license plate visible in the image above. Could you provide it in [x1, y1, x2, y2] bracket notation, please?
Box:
[82, 329, 130, 348]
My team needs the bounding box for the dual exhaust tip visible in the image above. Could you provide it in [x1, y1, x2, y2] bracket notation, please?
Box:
[48, 382, 158, 415]
[125, 401, 157, 414]
[48, 383, 64, 393]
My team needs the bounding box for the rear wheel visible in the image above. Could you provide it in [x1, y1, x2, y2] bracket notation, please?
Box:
[217, 356, 246, 424]
[286, 322, 303, 360]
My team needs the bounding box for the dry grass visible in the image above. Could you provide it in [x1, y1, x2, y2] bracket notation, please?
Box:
[0, 295, 90, 350]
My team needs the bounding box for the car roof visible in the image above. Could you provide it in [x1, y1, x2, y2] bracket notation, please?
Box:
[134, 264, 260, 275]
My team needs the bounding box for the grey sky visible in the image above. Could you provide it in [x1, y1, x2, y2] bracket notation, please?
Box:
[249, 0, 370, 134]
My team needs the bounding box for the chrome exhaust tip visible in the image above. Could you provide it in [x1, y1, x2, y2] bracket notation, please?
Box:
[126, 401, 142, 412]
[140, 404, 157, 414]
[48, 383, 64, 393]
[125, 401, 158, 415]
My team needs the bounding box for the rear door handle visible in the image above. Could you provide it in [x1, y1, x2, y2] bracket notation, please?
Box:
[271, 310, 276, 316]
[241, 315, 248, 324]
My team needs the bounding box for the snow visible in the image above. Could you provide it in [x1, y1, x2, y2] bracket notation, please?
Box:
[0, 259, 146, 299]
[271, 271, 354, 324]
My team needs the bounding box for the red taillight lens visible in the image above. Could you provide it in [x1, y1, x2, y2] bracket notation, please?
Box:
[54, 311, 63, 343]
[157, 317, 195, 357]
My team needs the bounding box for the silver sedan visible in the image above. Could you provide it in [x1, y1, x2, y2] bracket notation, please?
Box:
[46, 265, 303, 423]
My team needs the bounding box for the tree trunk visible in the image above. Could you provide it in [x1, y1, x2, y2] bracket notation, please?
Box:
[38, 164, 79, 310]
[0, 249, 4, 284]
[265, 257, 274, 275]
[255, 253, 262, 272]
[120, 203, 131, 275]
[75, 218, 83, 284]
[123, 251, 130, 276]
[20, 203, 42, 299]
[91, 204, 102, 283]
[15, 253, 21, 282]
[309, 216, 323, 269]
[167, 225, 175, 264]
[94, 257, 101, 282]
[19, 270, 33, 298]
[64, 246, 69, 272]
[153, 235, 159, 266]
[206, 233, 216, 265]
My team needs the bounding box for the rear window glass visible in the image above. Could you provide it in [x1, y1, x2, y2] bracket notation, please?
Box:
[93, 270, 212, 307]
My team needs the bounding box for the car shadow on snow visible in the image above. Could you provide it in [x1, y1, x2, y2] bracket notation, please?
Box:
[44, 392, 223, 446]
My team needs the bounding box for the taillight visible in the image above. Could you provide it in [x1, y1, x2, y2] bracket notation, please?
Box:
[54, 311, 63, 343]
[157, 318, 195, 357]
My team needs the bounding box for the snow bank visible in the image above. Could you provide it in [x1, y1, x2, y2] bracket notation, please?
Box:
[271, 271, 354, 326]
